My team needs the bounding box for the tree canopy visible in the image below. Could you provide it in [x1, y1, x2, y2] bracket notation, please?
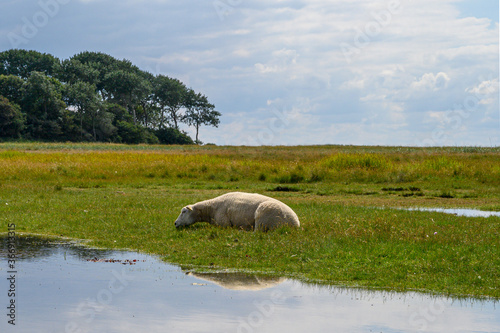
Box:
[0, 49, 221, 144]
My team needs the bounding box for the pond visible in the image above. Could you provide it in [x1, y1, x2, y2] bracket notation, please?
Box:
[1, 236, 498, 333]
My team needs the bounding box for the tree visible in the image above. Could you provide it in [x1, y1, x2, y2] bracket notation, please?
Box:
[0, 96, 24, 138]
[135, 71, 158, 129]
[21, 72, 67, 140]
[0, 74, 24, 104]
[0, 49, 60, 79]
[183, 89, 221, 143]
[154, 75, 186, 130]
[59, 58, 100, 86]
[70, 52, 152, 103]
[135, 102, 159, 129]
[58, 109, 81, 142]
[65, 81, 103, 140]
[103, 70, 151, 124]
[69, 51, 120, 98]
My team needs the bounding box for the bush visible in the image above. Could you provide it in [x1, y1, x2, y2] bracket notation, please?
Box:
[115, 121, 158, 144]
[154, 128, 194, 145]
[143, 129, 159, 144]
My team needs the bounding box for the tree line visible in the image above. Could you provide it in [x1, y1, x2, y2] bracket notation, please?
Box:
[0, 49, 221, 144]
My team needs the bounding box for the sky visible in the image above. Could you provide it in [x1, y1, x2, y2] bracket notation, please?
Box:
[1, 0, 499, 146]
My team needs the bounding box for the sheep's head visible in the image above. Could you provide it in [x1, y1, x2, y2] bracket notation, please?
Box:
[174, 205, 197, 228]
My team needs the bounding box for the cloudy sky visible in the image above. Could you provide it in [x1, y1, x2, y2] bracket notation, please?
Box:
[1, 0, 499, 146]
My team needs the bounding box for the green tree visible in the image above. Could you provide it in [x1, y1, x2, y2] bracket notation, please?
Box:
[182, 89, 221, 143]
[0, 49, 60, 79]
[70, 52, 152, 105]
[0, 74, 24, 104]
[58, 109, 81, 142]
[0, 96, 24, 138]
[65, 81, 103, 140]
[135, 102, 159, 129]
[135, 71, 158, 129]
[21, 72, 67, 140]
[70, 51, 120, 97]
[103, 70, 151, 124]
[59, 58, 100, 86]
[154, 75, 186, 129]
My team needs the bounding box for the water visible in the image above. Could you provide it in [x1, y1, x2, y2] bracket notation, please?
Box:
[1, 236, 498, 333]
[401, 207, 500, 218]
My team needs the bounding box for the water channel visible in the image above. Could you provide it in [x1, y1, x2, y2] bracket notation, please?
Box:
[0, 236, 498, 333]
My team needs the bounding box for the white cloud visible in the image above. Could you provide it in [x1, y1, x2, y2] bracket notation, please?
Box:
[254, 48, 299, 74]
[411, 72, 451, 91]
[466, 78, 499, 105]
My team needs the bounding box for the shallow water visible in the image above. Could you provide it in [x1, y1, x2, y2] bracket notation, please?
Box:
[1, 236, 498, 333]
[401, 207, 500, 218]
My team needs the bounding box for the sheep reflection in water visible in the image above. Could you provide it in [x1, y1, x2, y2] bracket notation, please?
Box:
[186, 271, 285, 290]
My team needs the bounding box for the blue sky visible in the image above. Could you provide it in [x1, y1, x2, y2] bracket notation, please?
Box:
[456, 0, 499, 23]
[1, 0, 498, 146]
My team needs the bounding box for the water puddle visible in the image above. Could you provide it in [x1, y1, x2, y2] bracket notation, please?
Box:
[1, 236, 498, 333]
[398, 207, 500, 218]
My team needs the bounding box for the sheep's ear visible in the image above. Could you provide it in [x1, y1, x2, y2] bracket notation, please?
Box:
[186, 206, 193, 211]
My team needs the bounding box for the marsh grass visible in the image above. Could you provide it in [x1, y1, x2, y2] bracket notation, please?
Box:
[1, 144, 499, 189]
[1, 143, 499, 298]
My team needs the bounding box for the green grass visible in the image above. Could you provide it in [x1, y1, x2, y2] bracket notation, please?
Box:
[0, 143, 499, 298]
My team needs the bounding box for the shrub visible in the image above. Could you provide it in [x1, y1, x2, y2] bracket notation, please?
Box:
[116, 121, 144, 144]
[154, 128, 194, 145]
[115, 121, 158, 144]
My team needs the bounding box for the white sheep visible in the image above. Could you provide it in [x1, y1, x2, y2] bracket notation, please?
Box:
[174, 192, 300, 231]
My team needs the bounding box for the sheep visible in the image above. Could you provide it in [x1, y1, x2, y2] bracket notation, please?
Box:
[174, 192, 300, 231]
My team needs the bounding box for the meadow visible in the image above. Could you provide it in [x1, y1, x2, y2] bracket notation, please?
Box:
[1, 142, 499, 298]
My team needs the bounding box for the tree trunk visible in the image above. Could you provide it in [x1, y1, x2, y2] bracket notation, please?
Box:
[172, 112, 178, 130]
[80, 109, 83, 140]
[130, 94, 136, 125]
[160, 106, 165, 129]
[92, 114, 96, 141]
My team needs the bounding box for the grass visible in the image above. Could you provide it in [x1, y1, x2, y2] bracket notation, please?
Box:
[0, 142, 499, 298]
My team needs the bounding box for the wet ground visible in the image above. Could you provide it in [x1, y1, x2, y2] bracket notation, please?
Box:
[0, 236, 498, 333]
